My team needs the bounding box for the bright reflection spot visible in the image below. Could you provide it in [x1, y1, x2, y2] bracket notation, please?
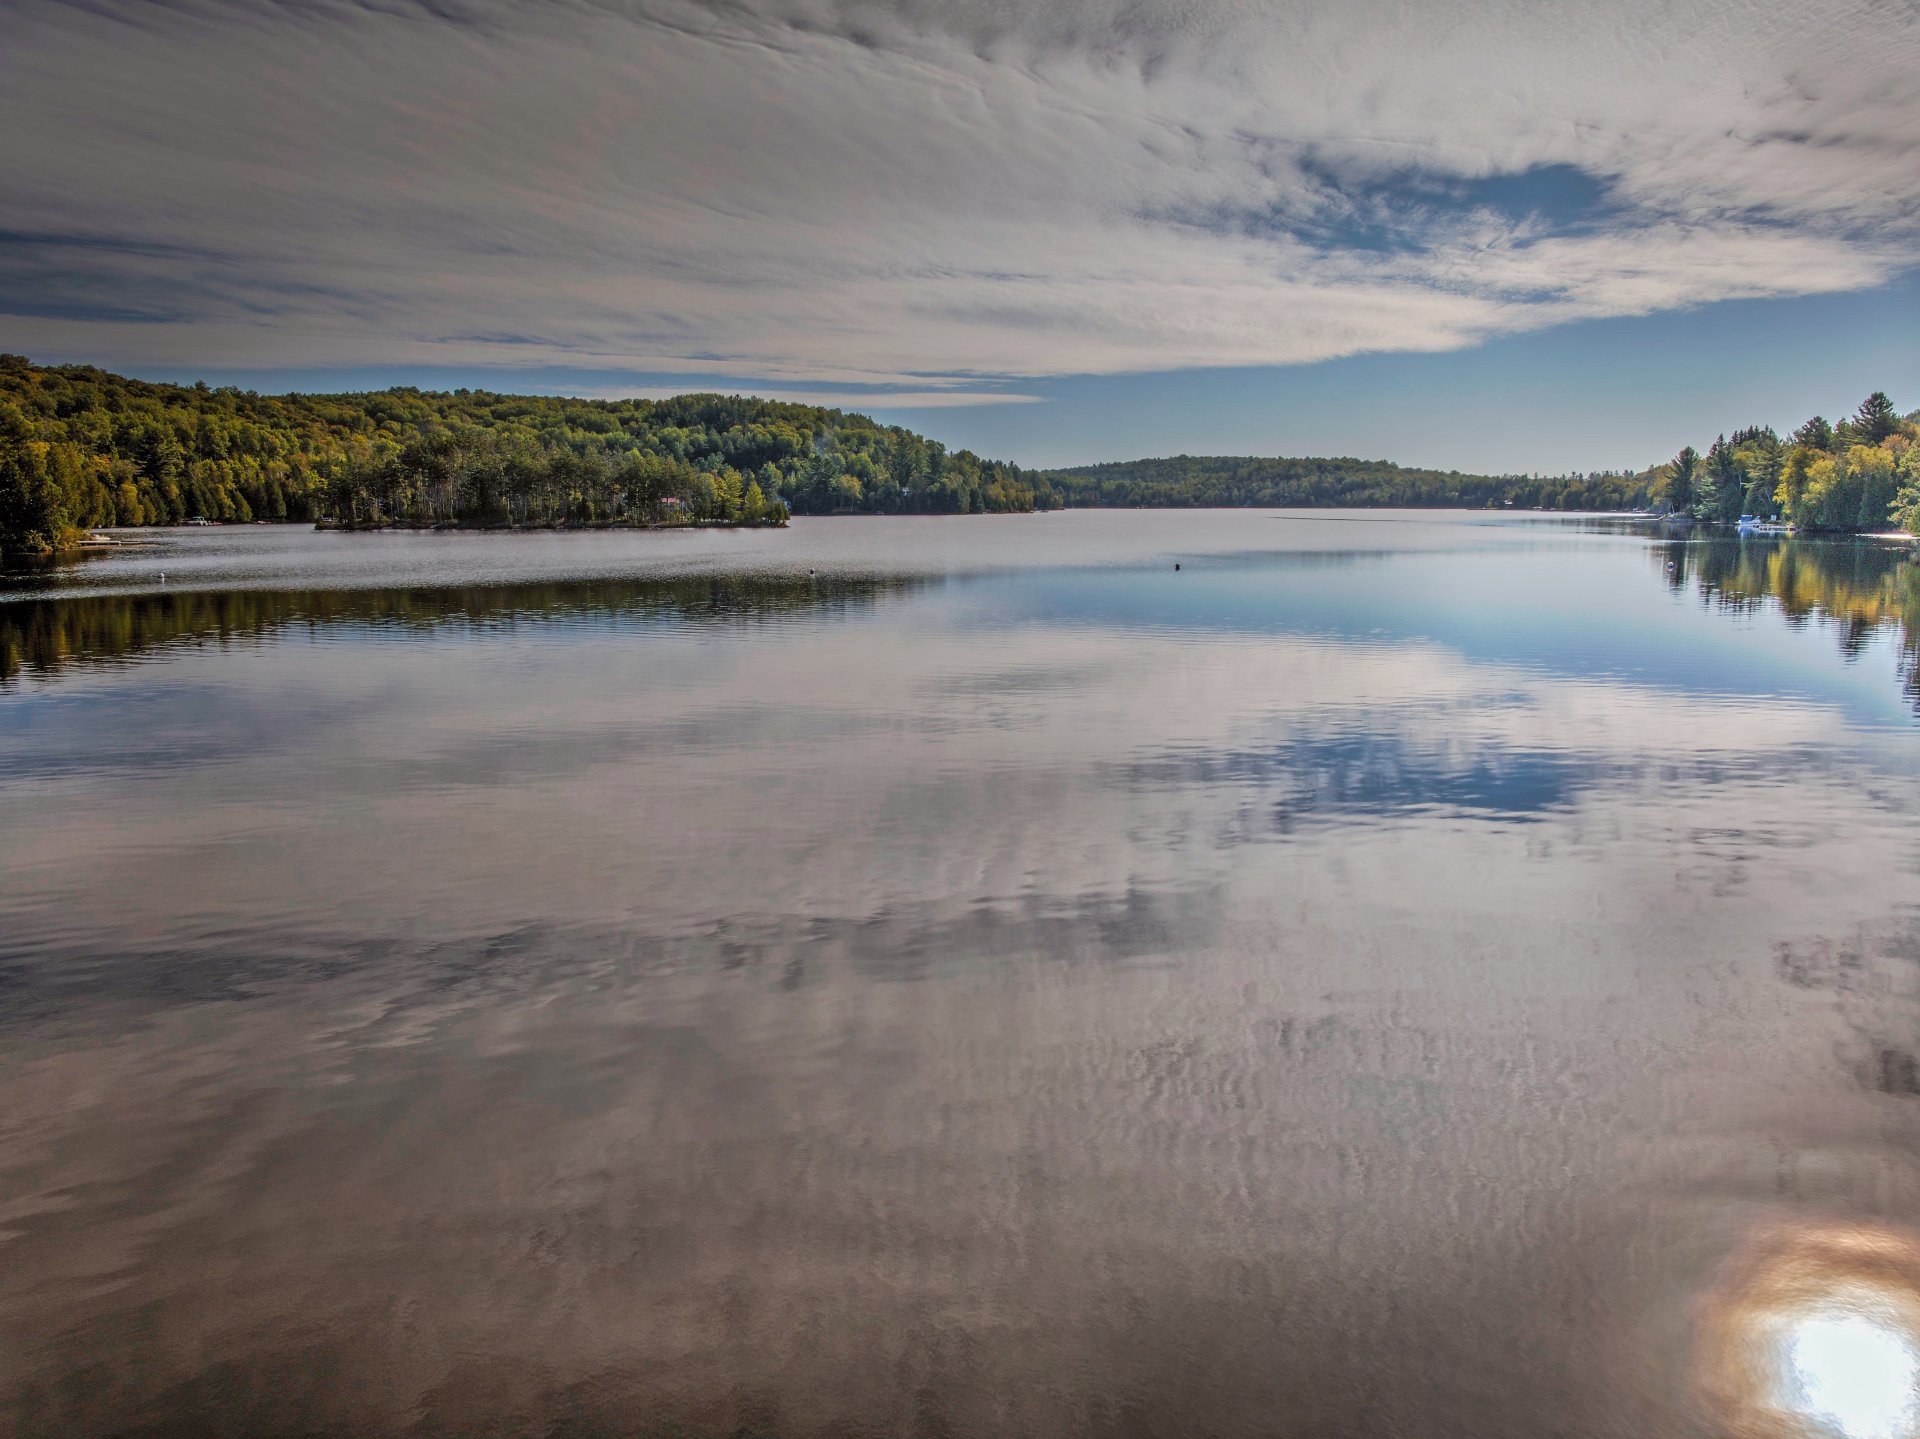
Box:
[1780, 1312, 1919, 1439]
[1697, 1222, 1920, 1439]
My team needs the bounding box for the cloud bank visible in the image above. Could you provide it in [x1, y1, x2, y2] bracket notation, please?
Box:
[1, 0, 1915, 400]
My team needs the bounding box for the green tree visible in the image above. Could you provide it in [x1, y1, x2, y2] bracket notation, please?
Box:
[1792, 416, 1835, 452]
[0, 402, 70, 556]
[1891, 446, 1920, 537]
[1856, 392, 1899, 445]
[1694, 435, 1747, 522]
[1662, 446, 1698, 516]
[1776, 445, 1818, 524]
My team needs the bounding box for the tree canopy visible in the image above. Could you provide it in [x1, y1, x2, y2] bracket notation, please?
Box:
[1043, 455, 1659, 512]
[1672, 394, 1920, 533]
[0, 356, 1057, 556]
[5, 357, 1913, 555]
[1044, 391, 1918, 534]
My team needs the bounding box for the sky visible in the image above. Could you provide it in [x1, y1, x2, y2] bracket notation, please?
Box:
[2, 0, 1916, 474]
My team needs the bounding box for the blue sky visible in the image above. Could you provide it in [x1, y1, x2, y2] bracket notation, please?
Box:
[4, 0, 1916, 475]
[911, 273, 1920, 472]
[115, 272, 1920, 476]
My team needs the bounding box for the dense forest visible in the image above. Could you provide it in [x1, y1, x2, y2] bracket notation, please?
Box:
[1043, 455, 1658, 511]
[0, 356, 1057, 556]
[1655, 392, 1920, 532]
[4, 356, 1913, 557]
[1043, 391, 1917, 528]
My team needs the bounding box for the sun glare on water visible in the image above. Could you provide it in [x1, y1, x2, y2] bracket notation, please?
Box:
[1777, 1310, 1920, 1439]
[1699, 1223, 1920, 1439]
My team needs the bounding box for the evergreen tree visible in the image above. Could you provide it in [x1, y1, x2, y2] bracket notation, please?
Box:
[1793, 416, 1835, 452]
[1663, 446, 1698, 516]
[1694, 435, 1746, 522]
[1857, 391, 1899, 445]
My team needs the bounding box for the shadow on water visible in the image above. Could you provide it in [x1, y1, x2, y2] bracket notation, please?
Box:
[1659, 536, 1920, 706]
[0, 574, 925, 683]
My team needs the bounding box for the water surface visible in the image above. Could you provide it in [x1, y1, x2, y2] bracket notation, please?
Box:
[6, 512, 1920, 1438]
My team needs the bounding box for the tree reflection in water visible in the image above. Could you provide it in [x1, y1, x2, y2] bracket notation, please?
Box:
[1660, 537, 1920, 708]
[0, 575, 922, 684]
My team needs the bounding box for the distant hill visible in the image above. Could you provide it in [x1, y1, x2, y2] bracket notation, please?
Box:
[1042, 393, 1918, 531]
[6, 356, 1913, 556]
[1042, 455, 1656, 512]
[0, 356, 1056, 555]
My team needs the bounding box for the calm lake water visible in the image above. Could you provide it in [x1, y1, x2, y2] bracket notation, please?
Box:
[7, 511, 1920, 1438]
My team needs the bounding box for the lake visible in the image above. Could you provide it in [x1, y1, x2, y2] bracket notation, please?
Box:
[6, 511, 1920, 1438]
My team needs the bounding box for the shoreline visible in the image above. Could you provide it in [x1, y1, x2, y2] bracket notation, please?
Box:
[312, 516, 787, 533]
[19, 510, 1914, 561]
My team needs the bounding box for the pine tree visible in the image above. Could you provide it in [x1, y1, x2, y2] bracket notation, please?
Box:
[1694, 435, 1746, 522]
[1792, 416, 1835, 452]
[1856, 391, 1899, 445]
[1662, 446, 1697, 516]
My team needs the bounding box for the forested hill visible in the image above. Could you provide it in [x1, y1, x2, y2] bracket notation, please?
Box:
[0, 356, 1056, 555]
[7, 357, 1912, 556]
[1044, 391, 1918, 525]
[1043, 455, 1655, 512]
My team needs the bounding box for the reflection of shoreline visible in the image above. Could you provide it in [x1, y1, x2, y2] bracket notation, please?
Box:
[1660, 538, 1920, 706]
[0, 575, 924, 683]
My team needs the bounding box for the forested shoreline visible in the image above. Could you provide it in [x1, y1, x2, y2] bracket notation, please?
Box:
[3, 355, 1913, 557]
[1654, 392, 1920, 533]
[0, 356, 1056, 556]
[1044, 391, 1916, 526]
[1043, 456, 1655, 511]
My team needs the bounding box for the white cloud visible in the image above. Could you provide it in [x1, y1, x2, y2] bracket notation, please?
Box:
[590, 385, 1046, 406]
[0, 0, 1914, 390]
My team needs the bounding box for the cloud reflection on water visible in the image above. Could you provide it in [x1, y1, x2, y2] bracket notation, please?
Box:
[7, 518, 1920, 1434]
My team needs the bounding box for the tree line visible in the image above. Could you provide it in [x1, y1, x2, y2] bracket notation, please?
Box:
[1041, 392, 1916, 528]
[1656, 392, 1918, 532]
[1041, 455, 1659, 511]
[6, 355, 1912, 556]
[0, 356, 1058, 556]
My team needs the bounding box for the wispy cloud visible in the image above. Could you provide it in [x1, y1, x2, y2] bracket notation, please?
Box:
[2, 0, 1915, 390]
[583, 385, 1047, 408]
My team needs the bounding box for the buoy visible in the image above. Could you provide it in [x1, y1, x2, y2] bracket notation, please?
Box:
[1174, 562, 1181, 571]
